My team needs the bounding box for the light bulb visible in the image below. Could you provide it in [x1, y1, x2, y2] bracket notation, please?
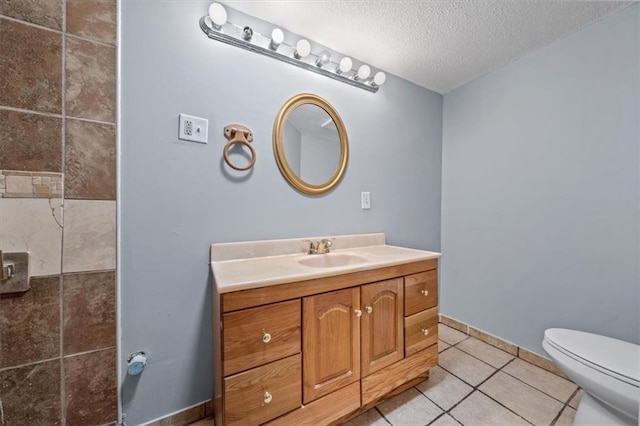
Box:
[295, 39, 311, 59]
[242, 26, 253, 41]
[373, 72, 386, 86]
[337, 57, 352, 74]
[208, 3, 227, 29]
[355, 64, 371, 81]
[270, 28, 284, 50]
[315, 51, 331, 67]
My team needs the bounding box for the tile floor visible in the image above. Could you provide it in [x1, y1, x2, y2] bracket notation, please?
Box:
[190, 324, 583, 426]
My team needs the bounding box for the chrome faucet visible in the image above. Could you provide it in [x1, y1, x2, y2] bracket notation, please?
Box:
[316, 239, 333, 254]
[304, 239, 333, 254]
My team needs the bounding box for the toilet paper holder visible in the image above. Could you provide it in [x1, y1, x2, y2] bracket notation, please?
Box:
[0, 250, 30, 294]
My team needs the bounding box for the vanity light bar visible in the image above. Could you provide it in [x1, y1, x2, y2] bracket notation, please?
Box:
[199, 3, 386, 93]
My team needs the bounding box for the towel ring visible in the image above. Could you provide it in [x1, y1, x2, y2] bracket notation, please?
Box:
[223, 124, 256, 171]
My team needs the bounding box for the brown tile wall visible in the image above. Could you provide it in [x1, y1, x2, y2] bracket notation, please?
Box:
[0, 1, 117, 425]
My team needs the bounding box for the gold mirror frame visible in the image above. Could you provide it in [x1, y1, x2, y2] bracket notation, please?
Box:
[273, 93, 349, 195]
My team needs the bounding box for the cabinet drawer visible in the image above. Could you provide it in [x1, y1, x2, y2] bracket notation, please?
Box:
[224, 354, 301, 426]
[404, 270, 438, 316]
[223, 300, 300, 376]
[404, 307, 438, 356]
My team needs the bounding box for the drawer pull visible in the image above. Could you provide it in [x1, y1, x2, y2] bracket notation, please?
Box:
[421, 289, 429, 296]
[355, 309, 363, 317]
[262, 333, 272, 343]
[421, 328, 429, 336]
[264, 391, 272, 404]
[365, 306, 373, 314]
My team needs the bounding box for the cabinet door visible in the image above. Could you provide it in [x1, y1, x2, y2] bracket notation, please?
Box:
[361, 278, 404, 377]
[303, 287, 360, 404]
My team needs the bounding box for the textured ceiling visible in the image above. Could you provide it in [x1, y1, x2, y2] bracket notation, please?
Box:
[220, 1, 634, 94]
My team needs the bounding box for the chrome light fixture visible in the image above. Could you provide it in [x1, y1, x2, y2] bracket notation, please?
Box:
[200, 2, 387, 92]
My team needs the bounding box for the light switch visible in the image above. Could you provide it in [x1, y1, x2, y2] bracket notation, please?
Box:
[361, 192, 371, 210]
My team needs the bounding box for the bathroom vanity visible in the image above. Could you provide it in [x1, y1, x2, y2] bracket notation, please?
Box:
[210, 234, 441, 425]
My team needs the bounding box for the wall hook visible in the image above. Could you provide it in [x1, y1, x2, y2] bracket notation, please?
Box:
[223, 124, 256, 171]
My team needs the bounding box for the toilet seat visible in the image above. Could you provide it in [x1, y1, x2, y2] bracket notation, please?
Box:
[543, 328, 639, 388]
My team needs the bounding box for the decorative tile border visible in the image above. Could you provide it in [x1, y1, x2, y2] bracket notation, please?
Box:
[0, 170, 63, 198]
[439, 314, 570, 379]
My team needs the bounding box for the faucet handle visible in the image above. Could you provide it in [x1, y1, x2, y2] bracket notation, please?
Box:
[302, 239, 317, 254]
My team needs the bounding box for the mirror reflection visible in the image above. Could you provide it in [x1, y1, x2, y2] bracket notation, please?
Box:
[273, 93, 349, 195]
[283, 104, 341, 185]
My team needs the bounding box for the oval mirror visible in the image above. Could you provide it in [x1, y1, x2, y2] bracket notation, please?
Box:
[273, 93, 348, 195]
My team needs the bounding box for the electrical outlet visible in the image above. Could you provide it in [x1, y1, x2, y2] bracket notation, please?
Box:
[361, 192, 371, 210]
[179, 114, 208, 144]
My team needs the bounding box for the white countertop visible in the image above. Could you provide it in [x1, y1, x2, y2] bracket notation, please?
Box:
[211, 234, 441, 293]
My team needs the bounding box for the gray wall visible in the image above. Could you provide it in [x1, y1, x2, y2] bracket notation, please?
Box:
[120, 1, 442, 424]
[441, 4, 639, 355]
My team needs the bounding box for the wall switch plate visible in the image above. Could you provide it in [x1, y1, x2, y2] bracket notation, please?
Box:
[361, 192, 371, 210]
[179, 114, 208, 144]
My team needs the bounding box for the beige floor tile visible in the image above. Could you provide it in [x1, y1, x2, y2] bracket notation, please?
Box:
[479, 371, 564, 425]
[555, 406, 577, 426]
[503, 358, 577, 402]
[430, 413, 461, 426]
[376, 388, 442, 426]
[456, 337, 514, 368]
[439, 324, 468, 345]
[438, 347, 496, 387]
[568, 389, 583, 408]
[416, 366, 473, 410]
[343, 408, 389, 426]
[450, 391, 529, 426]
[438, 340, 450, 353]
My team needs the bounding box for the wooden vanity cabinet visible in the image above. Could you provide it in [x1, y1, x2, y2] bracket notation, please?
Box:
[303, 288, 360, 403]
[213, 259, 439, 426]
[360, 279, 404, 377]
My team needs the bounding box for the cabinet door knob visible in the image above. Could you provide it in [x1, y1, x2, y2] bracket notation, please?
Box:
[262, 332, 272, 343]
[264, 391, 272, 404]
[421, 328, 429, 336]
[354, 309, 363, 317]
[365, 306, 373, 314]
[421, 289, 429, 296]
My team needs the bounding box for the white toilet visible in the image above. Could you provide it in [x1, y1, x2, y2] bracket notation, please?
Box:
[543, 328, 640, 425]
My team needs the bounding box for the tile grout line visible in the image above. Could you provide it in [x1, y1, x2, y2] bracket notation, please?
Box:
[0, 105, 117, 127]
[60, 0, 67, 423]
[0, 105, 62, 119]
[0, 356, 61, 373]
[373, 406, 392, 425]
[0, 14, 116, 48]
[63, 346, 117, 360]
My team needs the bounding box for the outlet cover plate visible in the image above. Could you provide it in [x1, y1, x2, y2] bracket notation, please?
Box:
[179, 113, 208, 144]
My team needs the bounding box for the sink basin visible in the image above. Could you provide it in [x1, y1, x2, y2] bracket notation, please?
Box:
[298, 253, 368, 268]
